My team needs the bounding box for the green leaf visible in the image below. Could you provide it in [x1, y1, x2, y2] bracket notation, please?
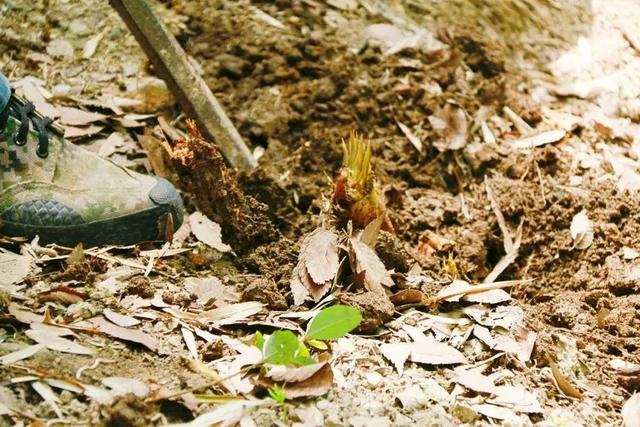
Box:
[254, 331, 265, 350]
[263, 331, 300, 365]
[305, 305, 362, 341]
[293, 355, 316, 366]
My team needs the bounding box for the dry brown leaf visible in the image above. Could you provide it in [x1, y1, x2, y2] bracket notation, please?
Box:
[428, 102, 468, 151]
[8, 304, 43, 324]
[266, 361, 328, 383]
[290, 266, 311, 306]
[182, 327, 199, 359]
[623, 394, 640, 427]
[58, 106, 106, 126]
[190, 211, 232, 252]
[82, 33, 103, 58]
[199, 301, 264, 326]
[610, 359, 640, 375]
[436, 280, 512, 304]
[359, 215, 384, 247]
[404, 326, 467, 365]
[38, 286, 88, 305]
[281, 363, 334, 399]
[549, 361, 583, 399]
[471, 403, 518, 421]
[397, 121, 422, 153]
[453, 368, 499, 394]
[570, 210, 593, 250]
[0, 344, 45, 365]
[455, 368, 542, 413]
[0, 250, 34, 289]
[25, 329, 95, 355]
[379, 342, 412, 375]
[389, 289, 428, 306]
[103, 309, 140, 328]
[512, 129, 566, 149]
[93, 316, 157, 352]
[184, 277, 231, 306]
[63, 124, 104, 139]
[489, 385, 543, 413]
[349, 238, 393, 294]
[299, 228, 340, 284]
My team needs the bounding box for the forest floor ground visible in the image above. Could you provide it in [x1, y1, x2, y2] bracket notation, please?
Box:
[1, 0, 640, 426]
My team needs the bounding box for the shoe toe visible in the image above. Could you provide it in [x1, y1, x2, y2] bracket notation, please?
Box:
[148, 177, 184, 228]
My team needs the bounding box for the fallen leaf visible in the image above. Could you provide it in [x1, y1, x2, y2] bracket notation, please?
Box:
[32, 381, 62, 418]
[471, 403, 518, 421]
[549, 361, 583, 399]
[570, 210, 593, 250]
[437, 280, 512, 304]
[489, 385, 543, 413]
[190, 211, 232, 252]
[25, 329, 94, 355]
[290, 268, 312, 305]
[389, 289, 428, 306]
[0, 250, 33, 288]
[64, 124, 104, 139]
[185, 277, 235, 306]
[278, 363, 334, 399]
[58, 106, 106, 126]
[83, 33, 103, 59]
[512, 129, 566, 149]
[395, 384, 428, 410]
[349, 238, 394, 294]
[358, 215, 384, 247]
[406, 328, 467, 365]
[182, 327, 199, 359]
[93, 316, 157, 352]
[610, 359, 640, 375]
[299, 228, 340, 284]
[397, 121, 422, 152]
[428, 102, 468, 151]
[266, 361, 327, 383]
[200, 301, 264, 326]
[0, 344, 45, 365]
[8, 304, 43, 324]
[103, 309, 140, 328]
[167, 400, 265, 427]
[622, 394, 640, 427]
[38, 286, 88, 305]
[379, 342, 412, 375]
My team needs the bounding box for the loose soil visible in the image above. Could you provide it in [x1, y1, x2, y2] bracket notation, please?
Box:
[1, 0, 639, 425]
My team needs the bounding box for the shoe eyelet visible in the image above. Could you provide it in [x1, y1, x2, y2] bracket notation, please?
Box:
[15, 135, 27, 146]
[36, 148, 48, 159]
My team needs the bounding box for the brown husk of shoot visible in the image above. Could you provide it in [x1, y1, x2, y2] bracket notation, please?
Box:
[332, 132, 393, 232]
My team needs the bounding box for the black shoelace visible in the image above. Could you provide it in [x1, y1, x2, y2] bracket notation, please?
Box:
[0, 92, 54, 158]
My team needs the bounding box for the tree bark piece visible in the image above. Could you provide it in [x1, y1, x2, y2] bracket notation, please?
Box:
[109, 0, 256, 171]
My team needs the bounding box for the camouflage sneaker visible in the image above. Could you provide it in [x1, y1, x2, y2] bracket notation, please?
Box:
[0, 73, 183, 247]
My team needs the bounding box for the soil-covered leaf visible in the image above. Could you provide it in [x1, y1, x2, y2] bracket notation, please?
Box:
[299, 228, 340, 284]
[349, 238, 393, 294]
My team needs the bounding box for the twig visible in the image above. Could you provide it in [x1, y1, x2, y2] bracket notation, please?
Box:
[434, 279, 530, 303]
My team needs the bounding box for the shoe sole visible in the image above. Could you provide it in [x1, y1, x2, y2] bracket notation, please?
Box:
[0, 205, 178, 247]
